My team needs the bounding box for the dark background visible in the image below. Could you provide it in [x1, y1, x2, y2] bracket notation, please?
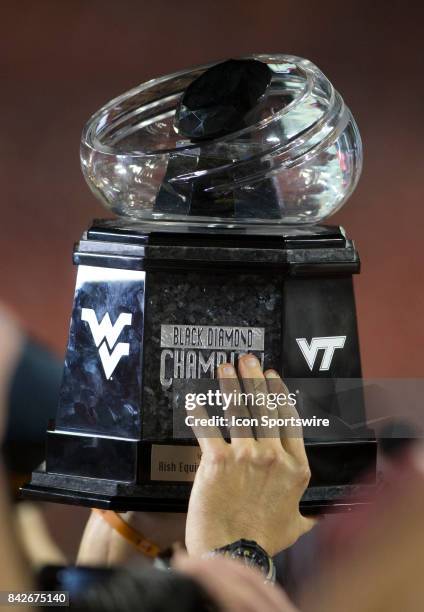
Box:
[1, 0, 423, 378]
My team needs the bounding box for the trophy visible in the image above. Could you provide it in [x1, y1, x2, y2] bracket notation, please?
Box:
[22, 55, 376, 512]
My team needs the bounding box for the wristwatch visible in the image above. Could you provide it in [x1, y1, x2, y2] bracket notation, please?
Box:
[209, 539, 276, 584]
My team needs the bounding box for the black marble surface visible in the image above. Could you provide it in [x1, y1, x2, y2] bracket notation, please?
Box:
[46, 432, 137, 482]
[22, 222, 377, 512]
[77, 221, 359, 276]
[142, 269, 282, 439]
[56, 266, 145, 439]
[26, 436, 377, 513]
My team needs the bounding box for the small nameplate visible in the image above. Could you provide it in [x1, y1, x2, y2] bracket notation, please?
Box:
[161, 324, 265, 351]
[150, 444, 201, 482]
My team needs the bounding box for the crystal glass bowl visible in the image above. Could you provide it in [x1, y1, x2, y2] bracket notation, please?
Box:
[80, 54, 362, 226]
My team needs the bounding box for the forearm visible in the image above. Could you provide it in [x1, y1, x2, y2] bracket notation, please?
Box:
[77, 510, 186, 566]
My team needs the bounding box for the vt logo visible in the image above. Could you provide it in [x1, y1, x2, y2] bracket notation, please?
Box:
[81, 308, 133, 379]
[296, 336, 346, 371]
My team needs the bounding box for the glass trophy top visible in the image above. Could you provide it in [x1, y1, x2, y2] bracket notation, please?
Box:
[80, 54, 363, 228]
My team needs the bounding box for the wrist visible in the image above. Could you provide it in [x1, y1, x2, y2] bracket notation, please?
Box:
[207, 539, 275, 584]
[127, 512, 186, 551]
[191, 528, 275, 558]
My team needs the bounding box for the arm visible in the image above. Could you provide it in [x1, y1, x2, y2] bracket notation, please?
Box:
[77, 511, 186, 566]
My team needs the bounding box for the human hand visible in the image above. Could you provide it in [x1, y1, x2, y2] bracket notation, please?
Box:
[185, 354, 316, 557]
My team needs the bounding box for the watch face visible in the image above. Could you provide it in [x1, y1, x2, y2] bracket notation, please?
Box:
[250, 550, 269, 571]
[223, 541, 274, 582]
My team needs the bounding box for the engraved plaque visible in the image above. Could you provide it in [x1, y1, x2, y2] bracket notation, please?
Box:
[159, 323, 266, 390]
[150, 444, 201, 482]
[160, 324, 265, 351]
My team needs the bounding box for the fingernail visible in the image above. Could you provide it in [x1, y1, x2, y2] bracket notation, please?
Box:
[265, 370, 279, 378]
[243, 355, 258, 368]
[223, 365, 234, 375]
[218, 364, 234, 376]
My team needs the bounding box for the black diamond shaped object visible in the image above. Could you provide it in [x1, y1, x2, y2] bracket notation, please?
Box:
[174, 58, 273, 141]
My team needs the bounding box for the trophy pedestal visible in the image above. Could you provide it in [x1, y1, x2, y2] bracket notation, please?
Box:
[22, 219, 376, 513]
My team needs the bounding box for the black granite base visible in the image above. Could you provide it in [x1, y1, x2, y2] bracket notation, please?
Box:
[142, 269, 282, 440]
[22, 222, 377, 512]
[23, 480, 375, 514]
[22, 438, 377, 513]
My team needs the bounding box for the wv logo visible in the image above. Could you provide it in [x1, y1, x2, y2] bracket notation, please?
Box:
[296, 336, 346, 371]
[81, 308, 133, 380]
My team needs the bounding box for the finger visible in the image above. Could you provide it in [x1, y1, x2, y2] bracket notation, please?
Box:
[264, 370, 308, 463]
[211, 555, 299, 611]
[217, 362, 254, 444]
[186, 396, 227, 455]
[239, 354, 280, 442]
[174, 555, 291, 612]
[174, 555, 260, 612]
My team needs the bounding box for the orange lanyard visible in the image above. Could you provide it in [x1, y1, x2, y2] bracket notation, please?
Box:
[93, 508, 161, 559]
